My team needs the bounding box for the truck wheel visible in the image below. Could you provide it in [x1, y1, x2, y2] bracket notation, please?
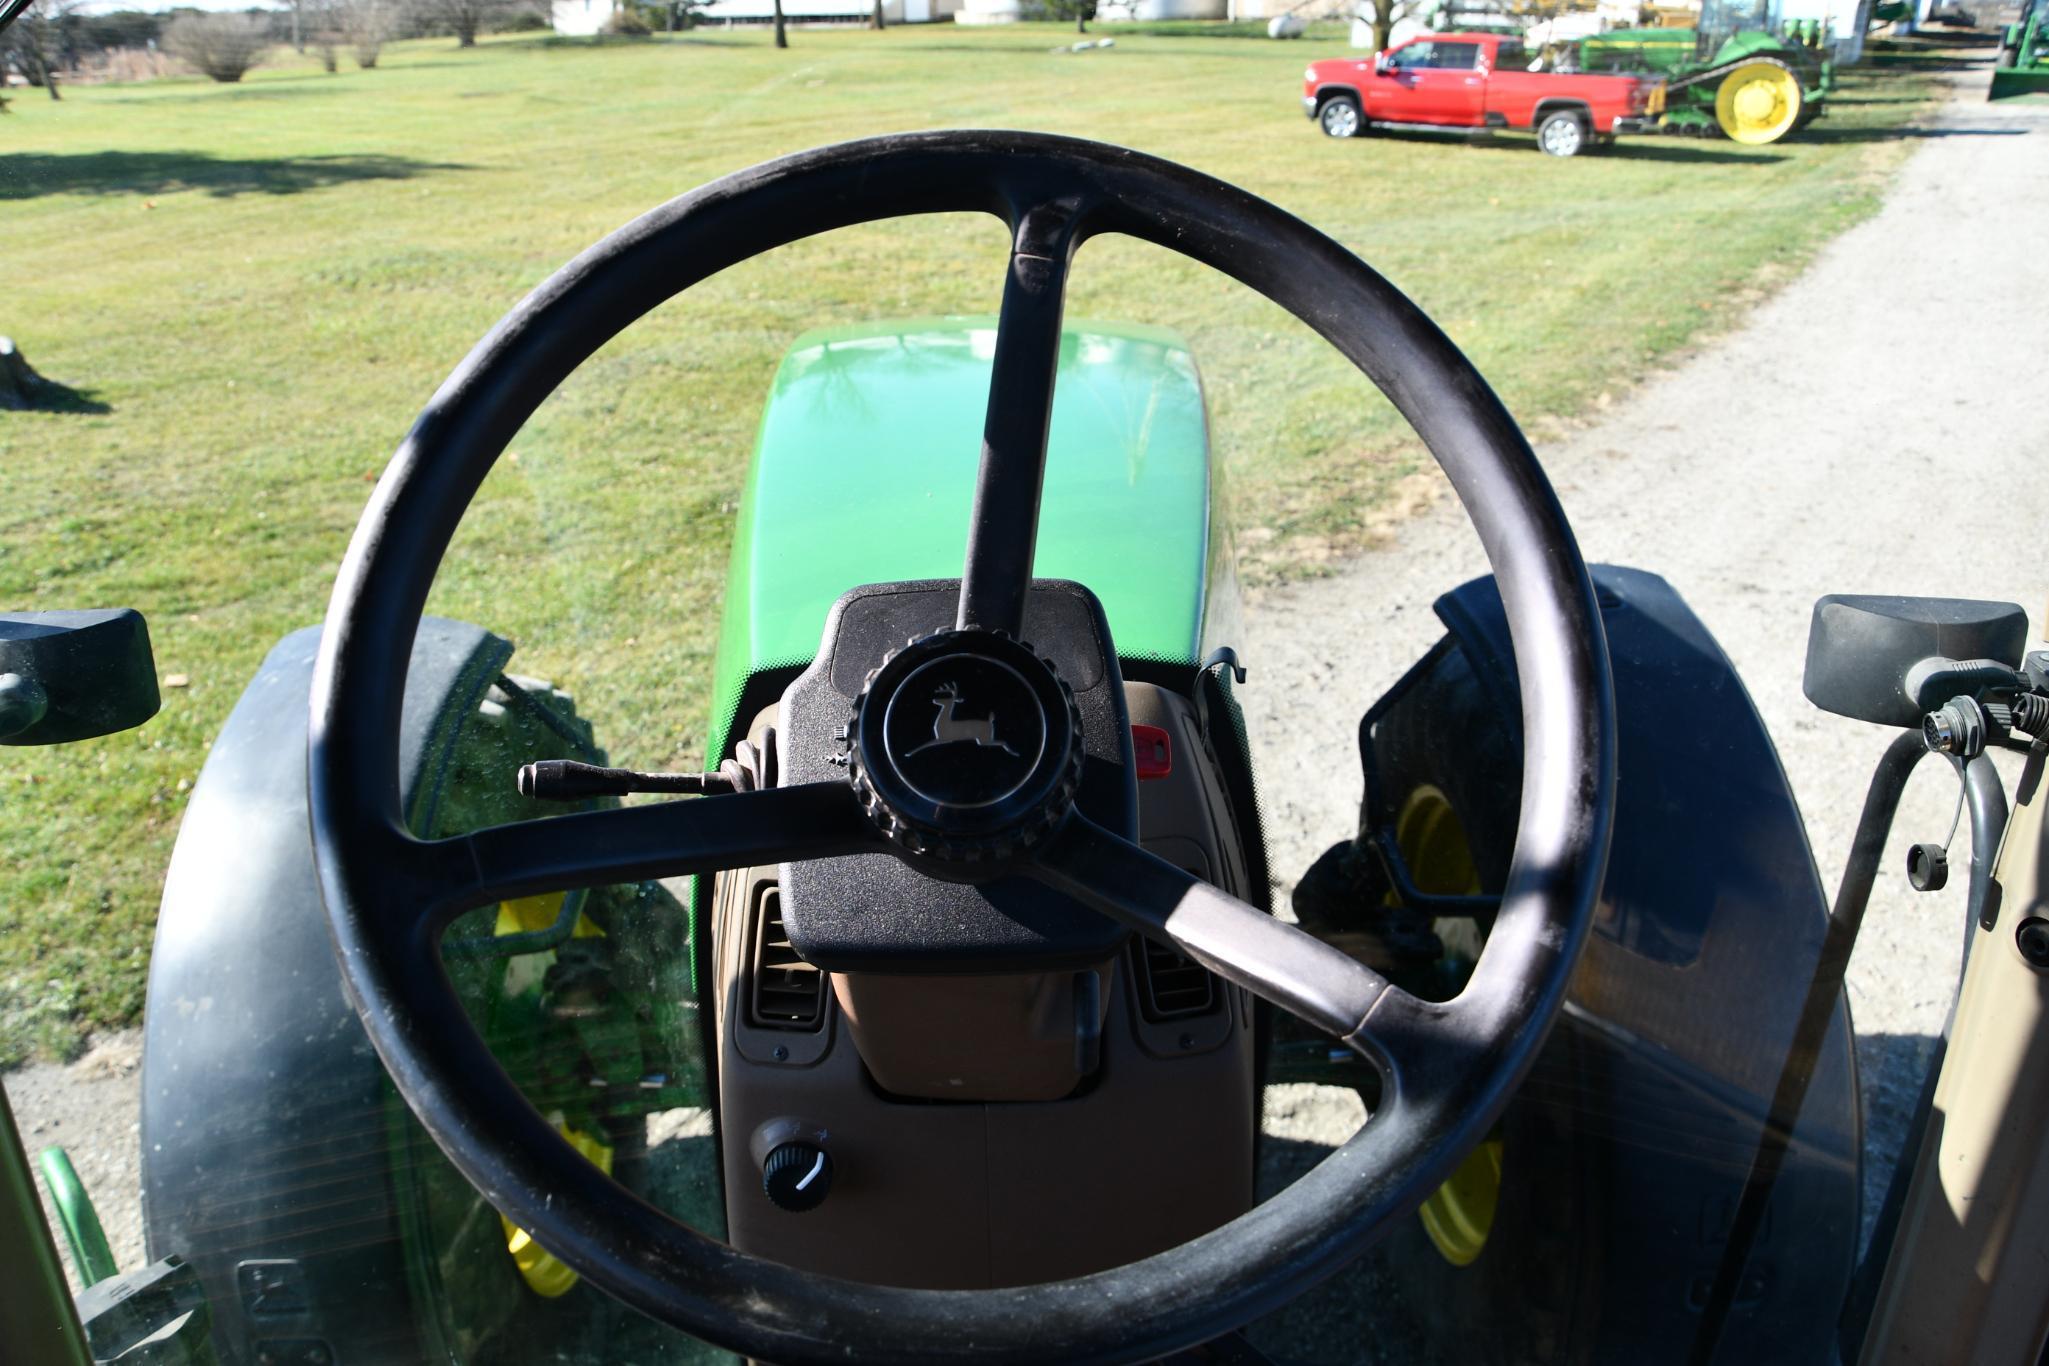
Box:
[1536, 110, 1587, 157]
[1319, 93, 1364, 139]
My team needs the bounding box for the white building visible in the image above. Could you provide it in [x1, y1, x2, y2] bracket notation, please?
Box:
[1089, 0, 1229, 19]
[1088, 0, 1359, 20]
[552, 0, 623, 34]
[700, 0, 960, 20]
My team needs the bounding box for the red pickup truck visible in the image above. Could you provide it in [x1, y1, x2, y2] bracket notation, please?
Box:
[1303, 33, 1663, 156]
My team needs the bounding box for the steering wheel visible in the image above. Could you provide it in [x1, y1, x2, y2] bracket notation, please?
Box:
[308, 130, 1615, 1366]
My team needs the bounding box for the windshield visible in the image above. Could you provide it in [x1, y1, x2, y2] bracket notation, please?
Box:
[2, 10, 2037, 1366]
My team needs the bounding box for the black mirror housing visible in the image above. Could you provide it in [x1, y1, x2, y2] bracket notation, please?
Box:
[1803, 594, 2029, 728]
[0, 608, 161, 745]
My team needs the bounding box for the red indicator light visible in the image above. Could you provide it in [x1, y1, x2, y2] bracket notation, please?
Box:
[1132, 724, 1172, 781]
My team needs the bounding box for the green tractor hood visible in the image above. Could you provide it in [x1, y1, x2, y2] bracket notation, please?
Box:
[709, 317, 1222, 755]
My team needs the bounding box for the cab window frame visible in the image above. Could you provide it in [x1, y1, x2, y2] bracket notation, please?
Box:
[1385, 41, 1436, 70]
[1425, 40, 1482, 70]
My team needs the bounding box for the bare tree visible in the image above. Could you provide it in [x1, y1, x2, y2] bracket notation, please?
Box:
[163, 12, 272, 82]
[1044, 0, 1093, 31]
[336, 0, 394, 66]
[654, 0, 708, 27]
[2, 0, 85, 101]
[1362, 0, 1409, 60]
[303, 0, 339, 68]
[427, 0, 512, 46]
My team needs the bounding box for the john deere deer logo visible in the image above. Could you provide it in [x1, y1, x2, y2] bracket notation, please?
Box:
[906, 681, 1019, 758]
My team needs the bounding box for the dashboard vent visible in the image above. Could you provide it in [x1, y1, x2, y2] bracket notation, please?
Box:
[1134, 936, 1219, 1022]
[750, 887, 823, 1031]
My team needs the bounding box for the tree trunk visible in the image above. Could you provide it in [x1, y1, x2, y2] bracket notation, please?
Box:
[292, 0, 304, 50]
[457, 13, 478, 44]
[0, 337, 45, 412]
[772, 0, 786, 46]
[1076, 11, 1086, 29]
[871, 0, 883, 28]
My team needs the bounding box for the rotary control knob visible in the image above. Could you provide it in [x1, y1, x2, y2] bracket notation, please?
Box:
[762, 1141, 833, 1213]
[844, 628, 1083, 865]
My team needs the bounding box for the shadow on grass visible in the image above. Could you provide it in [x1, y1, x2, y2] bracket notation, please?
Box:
[1886, 26, 1999, 46]
[4, 377, 111, 416]
[1862, 49, 1998, 70]
[1349, 127, 1789, 164]
[1864, 55, 1994, 70]
[1576, 139, 1788, 163]
[93, 65, 476, 102]
[1798, 121, 2032, 142]
[527, 31, 751, 47]
[0, 150, 471, 201]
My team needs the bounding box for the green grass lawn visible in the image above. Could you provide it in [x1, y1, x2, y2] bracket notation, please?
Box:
[0, 23, 1938, 1062]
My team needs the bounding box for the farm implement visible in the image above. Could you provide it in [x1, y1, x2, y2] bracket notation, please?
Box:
[1992, 0, 2049, 98]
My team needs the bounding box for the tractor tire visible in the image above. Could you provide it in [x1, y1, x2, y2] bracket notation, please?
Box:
[1319, 93, 1364, 139]
[140, 620, 518, 1366]
[1358, 639, 1600, 1364]
[1329, 567, 1864, 1364]
[1535, 109, 1589, 157]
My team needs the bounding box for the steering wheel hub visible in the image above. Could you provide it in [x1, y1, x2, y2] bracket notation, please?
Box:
[848, 629, 1082, 864]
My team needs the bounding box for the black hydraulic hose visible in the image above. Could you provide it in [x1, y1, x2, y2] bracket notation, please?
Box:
[1688, 729, 1930, 1366]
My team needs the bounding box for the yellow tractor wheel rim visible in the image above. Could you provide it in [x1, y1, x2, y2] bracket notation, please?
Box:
[1716, 61, 1802, 145]
[1387, 784, 1481, 905]
[1420, 1139, 1505, 1267]
[501, 1117, 614, 1297]
[1389, 786, 1503, 1266]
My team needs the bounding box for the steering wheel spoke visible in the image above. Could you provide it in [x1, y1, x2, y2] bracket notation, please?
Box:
[956, 198, 1091, 637]
[420, 781, 878, 925]
[1029, 813, 1394, 1052]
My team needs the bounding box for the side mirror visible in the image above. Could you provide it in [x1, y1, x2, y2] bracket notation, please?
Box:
[1374, 53, 1391, 73]
[0, 608, 160, 745]
[1803, 594, 2029, 728]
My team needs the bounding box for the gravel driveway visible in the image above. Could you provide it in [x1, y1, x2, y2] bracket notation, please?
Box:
[6, 55, 2046, 1348]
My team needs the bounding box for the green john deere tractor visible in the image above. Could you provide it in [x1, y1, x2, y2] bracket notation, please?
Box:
[9, 130, 2049, 1366]
[1992, 0, 2049, 98]
[1579, 0, 1837, 143]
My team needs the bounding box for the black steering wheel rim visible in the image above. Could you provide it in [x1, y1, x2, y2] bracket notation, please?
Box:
[308, 130, 1615, 1365]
